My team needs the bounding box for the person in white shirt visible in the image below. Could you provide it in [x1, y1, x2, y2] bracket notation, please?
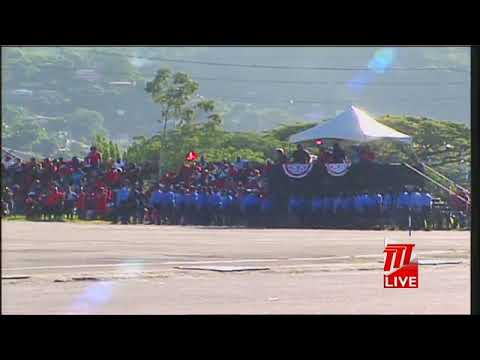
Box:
[2, 155, 17, 169]
[113, 158, 125, 170]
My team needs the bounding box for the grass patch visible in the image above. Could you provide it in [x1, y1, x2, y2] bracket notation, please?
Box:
[69, 218, 110, 225]
[2, 215, 27, 221]
[2, 215, 109, 225]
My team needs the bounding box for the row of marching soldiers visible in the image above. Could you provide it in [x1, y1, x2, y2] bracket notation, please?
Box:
[284, 188, 434, 229]
[117, 184, 440, 230]
[11, 182, 464, 229]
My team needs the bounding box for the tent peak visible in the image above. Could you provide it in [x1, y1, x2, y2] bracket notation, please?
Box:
[288, 105, 412, 144]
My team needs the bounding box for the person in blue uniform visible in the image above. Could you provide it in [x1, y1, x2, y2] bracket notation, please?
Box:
[408, 188, 423, 229]
[311, 194, 323, 227]
[221, 191, 235, 226]
[232, 190, 244, 225]
[259, 193, 273, 227]
[381, 189, 395, 229]
[353, 192, 364, 215]
[148, 184, 163, 225]
[419, 190, 433, 226]
[115, 183, 131, 224]
[331, 193, 344, 227]
[288, 194, 308, 226]
[161, 185, 175, 224]
[322, 194, 334, 227]
[195, 187, 209, 225]
[396, 188, 411, 229]
[208, 189, 223, 225]
[413, 187, 433, 230]
[185, 188, 199, 225]
[366, 191, 382, 227]
[353, 191, 368, 228]
[242, 190, 261, 227]
[173, 187, 185, 225]
[340, 193, 354, 228]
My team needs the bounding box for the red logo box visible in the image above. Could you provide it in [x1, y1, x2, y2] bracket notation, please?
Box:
[384, 244, 418, 288]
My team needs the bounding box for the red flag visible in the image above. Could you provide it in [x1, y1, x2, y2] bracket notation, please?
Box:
[186, 151, 199, 161]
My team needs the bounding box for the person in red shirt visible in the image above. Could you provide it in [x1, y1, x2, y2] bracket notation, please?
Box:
[449, 189, 470, 213]
[179, 162, 194, 182]
[23, 163, 35, 191]
[77, 188, 87, 220]
[105, 168, 121, 187]
[246, 169, 261, 189]
[95, 177, 106, 190]
[317, 147, 333, 165]
[24, 193, 40, 220]
[87, 146, 102, 169]
[360, 145, 375, 162]
[40, 158, 54, 185]
[46, 186, 65, 221]
[263, 159, 274, 175]
[85, 190, 98, 220]
[214, 177, 225, 189]
[96, 188, 108, 219]
[58, 163, 71, 178]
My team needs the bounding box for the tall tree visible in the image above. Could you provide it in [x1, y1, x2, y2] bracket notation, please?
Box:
[67, 108, 107, 142]
[145, 68, 221, 174]
[145, 69, 218, 138]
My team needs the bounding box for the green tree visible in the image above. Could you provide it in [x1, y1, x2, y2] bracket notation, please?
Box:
[108, 141, 115, 161]
[32, 137, 59, 156]
[2, 109, 48, 152]
[114, 144, 121, 160]
[266, 122, 318, 142]
[145, 68, 223, 174]
[66, 108, 107, 142]
[94, 134, 110, 160]
[377, 116, 470, 167]
[145, 68, 205, 137]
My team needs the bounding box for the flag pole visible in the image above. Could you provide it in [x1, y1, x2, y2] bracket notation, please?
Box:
[408, 209, 412, 238]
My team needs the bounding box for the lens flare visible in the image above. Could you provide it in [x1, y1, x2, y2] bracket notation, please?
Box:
[368, 48, 397, 74]
[69, 281, 115, 314]
[348, 47, 397, 93]
[67, 261, 146, 314]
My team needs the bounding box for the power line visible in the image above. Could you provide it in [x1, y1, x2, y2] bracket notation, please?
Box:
[207, 95, 468, 106]
[3, 63, 470, 87]
[4, 68, 468, 106]
[89, 49, 470, 73]
[6, 85, 467, 108]
[3, 60, 469, 107]
[195, 76, 469, 87]
[7, 47, 470, 73]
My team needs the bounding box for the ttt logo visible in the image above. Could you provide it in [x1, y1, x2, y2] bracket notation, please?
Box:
[384, 244, 418, 288]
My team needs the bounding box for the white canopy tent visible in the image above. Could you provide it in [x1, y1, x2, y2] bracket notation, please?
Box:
[289, 106, 413, 144]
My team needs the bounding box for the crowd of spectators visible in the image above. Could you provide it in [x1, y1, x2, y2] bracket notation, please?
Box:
[1, 144, 469, 230]
[286, 142, 376, 166]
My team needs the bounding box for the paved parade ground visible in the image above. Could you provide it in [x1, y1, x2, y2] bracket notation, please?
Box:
[1, 221, 470, 314]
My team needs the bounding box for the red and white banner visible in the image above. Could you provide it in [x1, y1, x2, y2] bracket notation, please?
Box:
[325, 162, 351, 177]
[282, 163, 314, 179]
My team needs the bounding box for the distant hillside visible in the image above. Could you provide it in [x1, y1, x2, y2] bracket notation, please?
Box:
[2, 47, 470, 157]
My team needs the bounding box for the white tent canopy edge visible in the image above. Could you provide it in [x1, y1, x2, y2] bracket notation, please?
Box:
[289, 105, 413, 144]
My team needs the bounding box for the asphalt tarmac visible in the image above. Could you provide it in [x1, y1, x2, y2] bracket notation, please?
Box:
[1, 221, 470, 314]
